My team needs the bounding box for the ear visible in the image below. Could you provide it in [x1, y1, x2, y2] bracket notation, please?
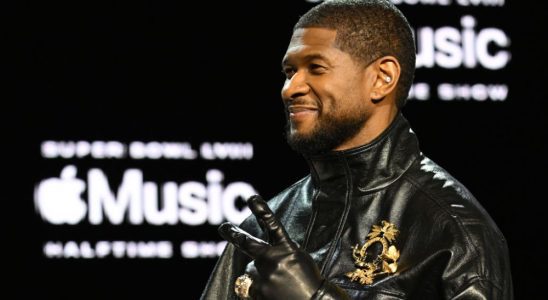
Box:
[369, 56, 400, 102]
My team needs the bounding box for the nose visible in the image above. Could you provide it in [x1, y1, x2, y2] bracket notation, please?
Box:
[281, 71, 310, 102]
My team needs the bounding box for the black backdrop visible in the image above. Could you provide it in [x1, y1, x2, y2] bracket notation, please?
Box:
[14, 0, 548, 299]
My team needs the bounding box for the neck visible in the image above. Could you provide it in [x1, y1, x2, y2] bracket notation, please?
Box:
[305, 113, 420, 194]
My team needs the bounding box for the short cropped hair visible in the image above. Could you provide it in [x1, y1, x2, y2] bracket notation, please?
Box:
[295, 0, 416, 108]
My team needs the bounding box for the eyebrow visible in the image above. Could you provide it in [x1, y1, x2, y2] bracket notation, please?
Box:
[282, 53, 332, 68]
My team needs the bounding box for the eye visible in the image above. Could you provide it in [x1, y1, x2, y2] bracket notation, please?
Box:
[309, 63, 327, 74]
[282, 67, 296, 79]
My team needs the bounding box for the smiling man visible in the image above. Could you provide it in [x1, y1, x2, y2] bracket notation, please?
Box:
[200, 1, 513, 299]
[281, 26, 399, 154]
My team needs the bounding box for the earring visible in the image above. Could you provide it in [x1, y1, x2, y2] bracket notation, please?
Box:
[385, 76, 392, 83]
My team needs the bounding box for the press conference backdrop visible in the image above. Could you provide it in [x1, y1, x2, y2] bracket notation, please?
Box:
[19, 0, 547, 299]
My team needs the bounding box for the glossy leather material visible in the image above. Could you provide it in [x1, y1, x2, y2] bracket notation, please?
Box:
[218, 195, 335, 300]
[200, 114, 513, 299]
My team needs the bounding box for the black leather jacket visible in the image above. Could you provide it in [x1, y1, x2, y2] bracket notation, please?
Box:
[200, 114, 513, 299]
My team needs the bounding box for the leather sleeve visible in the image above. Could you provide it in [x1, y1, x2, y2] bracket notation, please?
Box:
[450, 277, 511, 300]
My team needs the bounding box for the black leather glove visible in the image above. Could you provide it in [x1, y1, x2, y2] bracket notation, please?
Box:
[218, 195, 349, 300]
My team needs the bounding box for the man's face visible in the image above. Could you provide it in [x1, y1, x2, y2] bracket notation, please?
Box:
[281, 27, 375, 155]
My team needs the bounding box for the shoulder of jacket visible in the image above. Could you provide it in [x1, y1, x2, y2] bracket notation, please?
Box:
[402, 155, 506, 244]
[240, 175, 311, 234]
[268, 175, 312, 210]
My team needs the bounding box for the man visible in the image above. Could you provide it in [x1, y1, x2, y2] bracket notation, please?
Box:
[200, 0, 513, 299]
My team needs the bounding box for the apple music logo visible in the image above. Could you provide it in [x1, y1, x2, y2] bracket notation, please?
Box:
[35, 140, 259, 259]
[34, 165, 255, 226]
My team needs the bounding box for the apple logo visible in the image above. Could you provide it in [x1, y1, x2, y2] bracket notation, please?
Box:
[34, 165, 87, 224]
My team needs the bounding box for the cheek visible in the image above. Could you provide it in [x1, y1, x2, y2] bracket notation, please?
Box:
[329, 87, 366, 113]
[315, 82, 346, 108]
[314, 74, 366, 111]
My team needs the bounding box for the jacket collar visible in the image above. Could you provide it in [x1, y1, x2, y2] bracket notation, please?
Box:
[305, 113, 420, 196]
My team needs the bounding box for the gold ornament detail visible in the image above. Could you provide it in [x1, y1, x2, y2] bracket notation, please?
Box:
[234, 274, 253, 299]
[346, 220, 400, 285]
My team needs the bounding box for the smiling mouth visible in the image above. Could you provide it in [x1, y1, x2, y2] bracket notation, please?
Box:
[288, 106, 318, 115]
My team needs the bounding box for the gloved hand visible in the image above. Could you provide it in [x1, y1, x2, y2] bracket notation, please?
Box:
[218, 194, 349, 300]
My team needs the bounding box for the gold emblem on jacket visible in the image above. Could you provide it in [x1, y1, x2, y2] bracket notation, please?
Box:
[346, 220, 400, 285]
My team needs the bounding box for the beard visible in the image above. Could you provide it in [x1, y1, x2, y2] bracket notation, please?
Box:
[285, 107, 367, 155]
